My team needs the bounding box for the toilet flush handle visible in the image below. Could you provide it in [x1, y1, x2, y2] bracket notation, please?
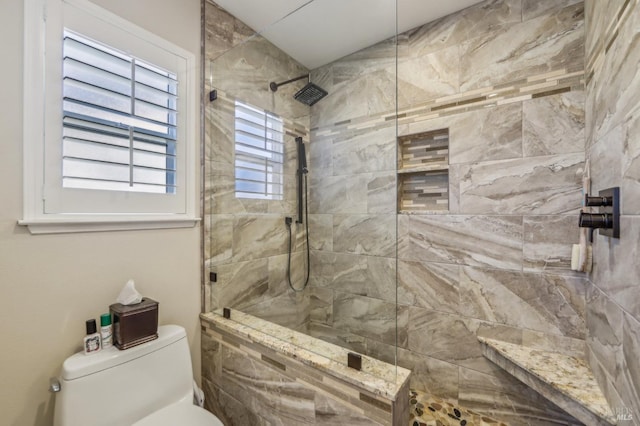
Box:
[49, 378, 61, 393]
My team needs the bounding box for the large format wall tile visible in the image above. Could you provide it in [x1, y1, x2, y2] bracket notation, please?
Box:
[458, 366, 578, 426]
[458, 153, 584, 215]
[309, 175, 369, 214]
[204, 2, 254, 63]
[591, 217, 640, 321]
[523, 215, 580, 273]
[621, 312, 640, 420]
[310, 251, 396, 301]
[307, 322, 367, 355]
[242, 291, 309, 331]
[402, 103, 523, 165]
[217, 345, 318, 425]
[522, 0, 583, 21]
[367, 172, 397, 214]
[460, 267, 586, 339]
[397, 260, 460, 314]
[210, 258, 269, 310]
[203, 379, 271, 426]
[333, 292, 408, 347]
[399, 215, 523, 270]
[589, 124, 623, 192]
[332, 126, 396, 174]
[523, 91, 586, 157]
[407, 307, 497, 375]
[310, 68, 397, 127]
[586, 284, 624, 381]
[449, 103, 523, 164]
[591, 1, 640, 141]
[623, 106, 640, 215]
[397, 45, 460, 109]
[397, 348, 460, 402]
[460, 3, 584, 91]
[308, 214, 333, 251]
[332, 214, 396, 257]
[406, 0, 522, 58]
[207, 214, 233, 266]
[232, 215, 289, 261]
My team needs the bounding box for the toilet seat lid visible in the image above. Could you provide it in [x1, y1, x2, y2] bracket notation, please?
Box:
[133, 403, 224, 426]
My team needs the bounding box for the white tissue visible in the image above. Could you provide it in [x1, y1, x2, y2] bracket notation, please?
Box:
[116, 279, 143, 305]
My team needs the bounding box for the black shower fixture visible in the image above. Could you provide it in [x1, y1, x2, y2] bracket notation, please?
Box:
[269, 74, 328, 106]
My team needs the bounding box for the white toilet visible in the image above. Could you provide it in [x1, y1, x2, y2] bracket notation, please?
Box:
[53, 324, 223, 426]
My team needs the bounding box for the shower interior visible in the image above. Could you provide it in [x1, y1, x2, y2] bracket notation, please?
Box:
[204, 0, 400, 374]
[203, 1, 609, 424]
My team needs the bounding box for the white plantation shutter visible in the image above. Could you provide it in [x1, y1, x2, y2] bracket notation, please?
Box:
[21, 0, 197, 233]
[62, 32, 178, 194]
[234, 100, 284, 200]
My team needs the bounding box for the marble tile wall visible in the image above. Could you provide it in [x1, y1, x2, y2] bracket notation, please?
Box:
[200, 0, 640, 425]
[584, 0, 640, 422]
[203, 1, 312, 329]
[307, 1, 588, 424]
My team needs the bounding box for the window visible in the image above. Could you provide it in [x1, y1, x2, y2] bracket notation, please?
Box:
[62, 31, 178, 194]
[234, 100, 284, 200]
[22, 0, 197, 233]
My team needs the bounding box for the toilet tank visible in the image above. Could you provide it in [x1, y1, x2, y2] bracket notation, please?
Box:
[54, 325, 194, 426]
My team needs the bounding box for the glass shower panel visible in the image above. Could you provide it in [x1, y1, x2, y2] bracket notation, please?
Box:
[203, 0, 398, 371]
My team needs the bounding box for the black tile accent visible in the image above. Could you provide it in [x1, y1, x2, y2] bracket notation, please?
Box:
[456, 96, 487, 106]
[348, 352, 362, 370]
[431, 102, 458, 111]
[359, 393, 392, 413]
[619, 0, 631, 19]
[605, 29, 619, 54]
[531, 86, 571, 98]
[261, 354, 286, 371]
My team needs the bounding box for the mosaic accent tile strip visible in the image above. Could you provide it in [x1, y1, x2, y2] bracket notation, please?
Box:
[585, 0, 636, 84]
[311, 68, 584, 139]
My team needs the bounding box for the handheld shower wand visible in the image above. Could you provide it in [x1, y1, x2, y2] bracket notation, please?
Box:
[285, 137, 310, 292]
[296, 137, 308, 224]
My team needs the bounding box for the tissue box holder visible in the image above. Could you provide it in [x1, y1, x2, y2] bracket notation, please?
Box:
[109, 298, 159, 350]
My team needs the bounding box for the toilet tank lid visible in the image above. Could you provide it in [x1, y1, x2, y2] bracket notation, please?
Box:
[61, 325, 186, 381]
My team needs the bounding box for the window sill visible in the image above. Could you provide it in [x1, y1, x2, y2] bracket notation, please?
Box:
[18, 216, 200, 234]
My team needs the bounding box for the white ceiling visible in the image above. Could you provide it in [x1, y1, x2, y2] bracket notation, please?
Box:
[213, 0, 484, 69]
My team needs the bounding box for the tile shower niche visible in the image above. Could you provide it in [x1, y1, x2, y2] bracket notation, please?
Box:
[397, 129, 449, 213]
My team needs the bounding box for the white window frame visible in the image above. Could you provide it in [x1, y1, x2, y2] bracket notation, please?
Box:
[21, 0, 198, 234]
[233, 100, 284, 201]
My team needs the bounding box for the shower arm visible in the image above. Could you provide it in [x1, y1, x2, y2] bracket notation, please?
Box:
[269, 74, 309, 92]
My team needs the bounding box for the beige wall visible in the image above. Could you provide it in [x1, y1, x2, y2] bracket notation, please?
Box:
[0, 1, 202, 425]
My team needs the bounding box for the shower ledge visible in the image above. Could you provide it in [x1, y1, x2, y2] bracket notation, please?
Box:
[479, 337, 616, 426]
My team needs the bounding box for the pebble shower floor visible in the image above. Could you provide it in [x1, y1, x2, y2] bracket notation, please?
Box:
[410, 390, 507, 426]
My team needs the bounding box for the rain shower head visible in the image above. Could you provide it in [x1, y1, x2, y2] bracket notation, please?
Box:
[269, 74, 328, 106]
[294, 82, 328, 106]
